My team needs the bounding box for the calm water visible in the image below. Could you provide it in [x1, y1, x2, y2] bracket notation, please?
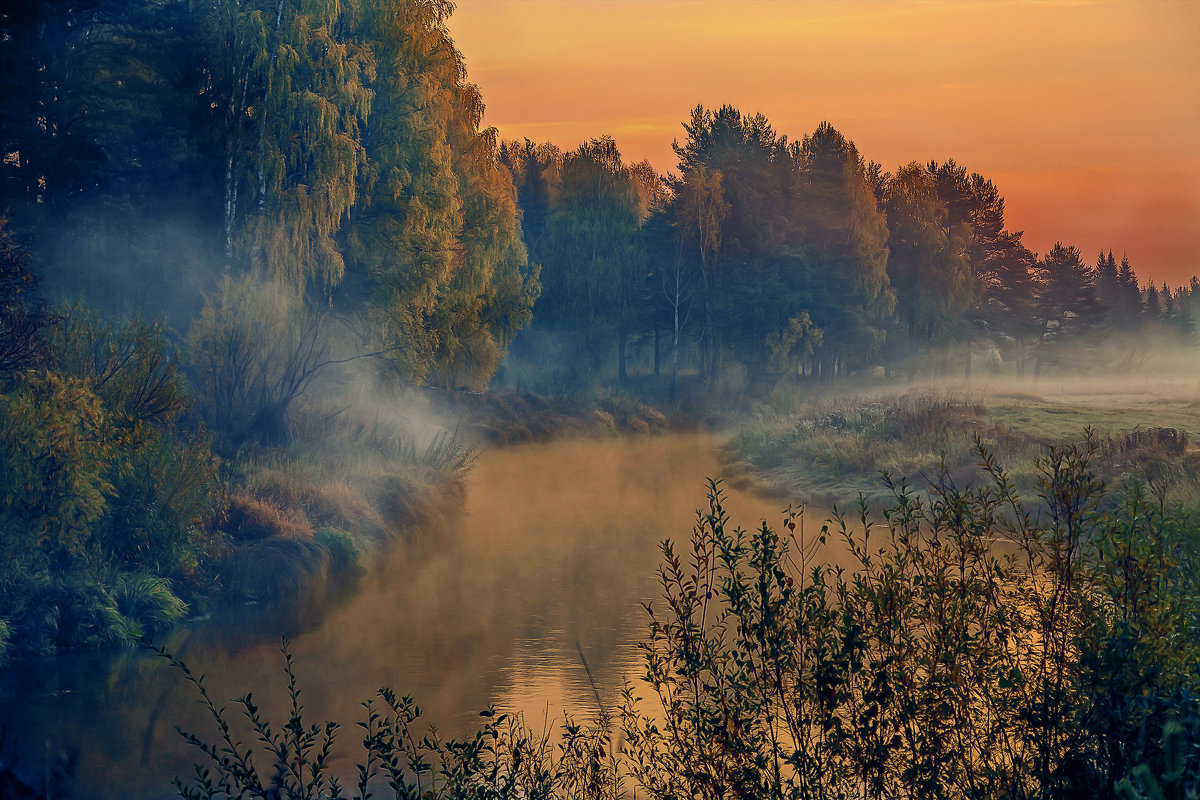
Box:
[0, 434, 841, 798]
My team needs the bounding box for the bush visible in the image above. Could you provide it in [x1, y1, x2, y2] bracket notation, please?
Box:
[156, 640, 620, 800]
[98, 433, 224, 592]
[622, 436, 1200, 800]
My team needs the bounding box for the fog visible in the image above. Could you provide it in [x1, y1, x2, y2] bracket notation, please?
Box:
[0, 433, 833, 799]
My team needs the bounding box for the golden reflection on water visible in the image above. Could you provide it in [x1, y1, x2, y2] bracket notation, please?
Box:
[0, 433, 847, 798]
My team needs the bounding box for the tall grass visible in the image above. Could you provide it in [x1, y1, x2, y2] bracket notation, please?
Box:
[730, 390, 1199, 506]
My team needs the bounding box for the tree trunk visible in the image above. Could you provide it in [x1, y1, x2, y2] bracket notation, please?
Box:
[653, 327, 660, 377]
[618, 329, 628, 384]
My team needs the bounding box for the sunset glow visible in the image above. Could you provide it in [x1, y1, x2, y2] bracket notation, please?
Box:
[450, 0, 1200, 284]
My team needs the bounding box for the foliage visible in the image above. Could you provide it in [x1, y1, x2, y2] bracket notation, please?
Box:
[155, 640, 621, 800]
[0, 372, 115, 575]
[0, 303, 222, 656]
[48, 304, 190, 437]
[97, 432, 224, 592]
[537, 136, 646, 380]
[1033, 243, 1108, 374]
[0, 220, 49, 379]
[621, 439, 1200, 800]
[1115, 721, 1200, 800]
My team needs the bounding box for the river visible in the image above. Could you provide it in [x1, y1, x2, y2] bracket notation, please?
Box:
[0, 433, 842, 798]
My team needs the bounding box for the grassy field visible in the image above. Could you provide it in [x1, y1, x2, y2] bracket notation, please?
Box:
[726, 379, 1200, 508]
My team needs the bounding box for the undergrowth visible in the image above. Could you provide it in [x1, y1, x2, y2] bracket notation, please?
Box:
[731, 390, 1198, 506]
[160, 435, 1200, 800]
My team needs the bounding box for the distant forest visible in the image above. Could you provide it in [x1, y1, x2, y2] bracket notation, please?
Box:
[2, 0, 1197, 401]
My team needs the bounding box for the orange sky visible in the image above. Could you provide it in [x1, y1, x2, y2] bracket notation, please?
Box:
[448, 0, 1200, 286]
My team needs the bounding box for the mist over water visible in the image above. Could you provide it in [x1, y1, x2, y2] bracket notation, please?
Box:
[0, 433, 831, 799]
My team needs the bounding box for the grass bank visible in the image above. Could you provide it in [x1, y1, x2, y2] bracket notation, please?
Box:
[726, 382, 1200, 507]
[216, 405, 474, 610]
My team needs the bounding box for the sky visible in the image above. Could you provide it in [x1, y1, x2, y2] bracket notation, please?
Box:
[447, 0, 1200, 286]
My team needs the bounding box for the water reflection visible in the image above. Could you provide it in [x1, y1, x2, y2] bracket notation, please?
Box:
[0, 433, 835, 798]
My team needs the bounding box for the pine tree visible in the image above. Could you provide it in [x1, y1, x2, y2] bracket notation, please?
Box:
[1094, 251, 1120, 325]
[1116, 255, 1142, 328]
[796, 122, 894, 378]
[1032, 243, 1107, 374]
[883, 163, 975, 371]
[984, 232, 1040, 374]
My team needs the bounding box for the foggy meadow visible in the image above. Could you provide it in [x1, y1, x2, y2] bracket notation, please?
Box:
[1, 1, 1198, 798]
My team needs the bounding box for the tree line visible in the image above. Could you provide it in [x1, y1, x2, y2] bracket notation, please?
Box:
[3, 3, 1196, 401]
[502, 107, 1198, 394]
[1, 0, 539, 393]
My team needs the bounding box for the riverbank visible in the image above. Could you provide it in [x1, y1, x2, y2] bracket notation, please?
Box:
[0, 432, 775, 800]
[723, 381, 1200, 508]
[182, 388, 694, 630]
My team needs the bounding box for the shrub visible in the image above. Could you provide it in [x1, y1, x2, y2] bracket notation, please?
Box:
[98, 432, 224, 590]
[155, 641, 620, 800]
[111, 573, 189, 638]
[622, 437, 1200, 800]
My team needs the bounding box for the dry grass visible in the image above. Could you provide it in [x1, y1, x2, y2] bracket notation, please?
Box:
[219, 402, 476, 608]
[443, 388, 672, 446]
[226, 491, 315, 542]
[729, 387, 1200, 506]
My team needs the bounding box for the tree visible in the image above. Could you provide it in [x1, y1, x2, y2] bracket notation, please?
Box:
[982, 231, 1040, 375]
[202, 0, 374, 290]
[671, 162, 729, 379]
[538, 136, 645, 381]
[795, 122, 894, 378]
[340, 0, 536, 389]
[928, 160, 1005, 376]
[0, 0, 108, 222]
[500, 138, 561, 265]
[0, 221, 49, 379]
[436, 86, 539, 389]
[187, 275, 334, 448]
[672, 105, 812, 383]
[1032, 243, 1107, 375]
[883, 163, 975, 373]
[1095, 251, 1120, 320]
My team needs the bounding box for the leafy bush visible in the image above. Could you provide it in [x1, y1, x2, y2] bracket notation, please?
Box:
[155, 641, 620, 800]
[47, 303, 189, 438]
[0, 302, 223, 655]
[0, 373, 114, 575]
[98, 433, 224, 592]
[622, 437, 1200, 800]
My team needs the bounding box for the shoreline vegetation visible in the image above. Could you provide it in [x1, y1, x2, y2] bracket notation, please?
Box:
[724, 382, 1200, 510]
[151, 433, 1200, 800]
[2, 0, 1199, 795]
